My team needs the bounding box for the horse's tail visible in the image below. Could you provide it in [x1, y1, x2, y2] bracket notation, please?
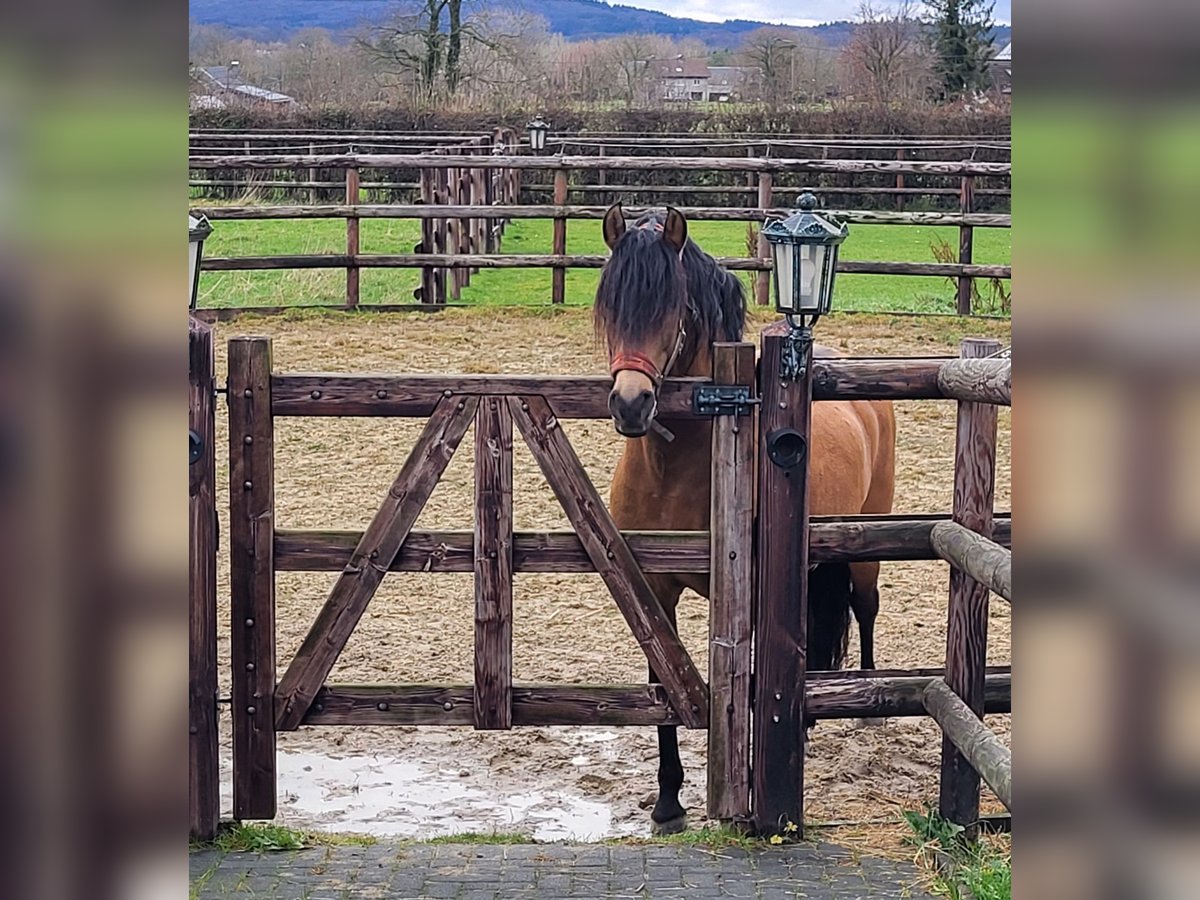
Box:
[807, 563, 852, 672]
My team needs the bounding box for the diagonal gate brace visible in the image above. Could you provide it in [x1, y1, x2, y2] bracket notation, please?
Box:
[509, 394, 709, 729]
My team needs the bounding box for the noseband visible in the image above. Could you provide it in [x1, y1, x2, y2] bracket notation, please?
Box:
[609, 314, 689, 389]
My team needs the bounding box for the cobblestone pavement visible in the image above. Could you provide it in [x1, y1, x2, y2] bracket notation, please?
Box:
[190, 841, 934, 899]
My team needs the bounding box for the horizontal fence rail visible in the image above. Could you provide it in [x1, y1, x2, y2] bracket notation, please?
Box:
[273, 515, 1012, 573]
[264, 360, 1009, 419]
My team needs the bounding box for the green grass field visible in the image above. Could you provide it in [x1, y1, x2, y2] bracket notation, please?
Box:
[197, 213, 1011, 316]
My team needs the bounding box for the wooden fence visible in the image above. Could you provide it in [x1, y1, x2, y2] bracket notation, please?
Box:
[190, 153, 1011, 317]
[188, 318, 1012, 840]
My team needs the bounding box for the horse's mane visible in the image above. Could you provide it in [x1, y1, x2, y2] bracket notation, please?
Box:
[595, 211, 745, 360]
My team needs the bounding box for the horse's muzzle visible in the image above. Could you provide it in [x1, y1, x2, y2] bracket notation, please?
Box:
[608, 386, 656, 437]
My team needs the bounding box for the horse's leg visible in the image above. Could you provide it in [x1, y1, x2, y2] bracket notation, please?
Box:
[647, 575, 687, 835]
[849, 561, 884, 726]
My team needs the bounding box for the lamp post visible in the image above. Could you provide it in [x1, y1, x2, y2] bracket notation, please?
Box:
[527, 114, 549, 154]
[761, 192, 848, 381]
[189, 213, 212, 312]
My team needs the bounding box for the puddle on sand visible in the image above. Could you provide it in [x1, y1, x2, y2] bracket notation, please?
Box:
[223, 748, 642, 842]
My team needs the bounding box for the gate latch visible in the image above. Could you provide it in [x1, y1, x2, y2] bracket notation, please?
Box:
[692, 385, 759, 417]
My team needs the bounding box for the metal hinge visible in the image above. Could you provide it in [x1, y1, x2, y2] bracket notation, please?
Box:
[693, 384, 759, 417]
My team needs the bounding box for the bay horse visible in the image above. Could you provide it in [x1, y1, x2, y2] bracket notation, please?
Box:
[596, 205, 895, 834]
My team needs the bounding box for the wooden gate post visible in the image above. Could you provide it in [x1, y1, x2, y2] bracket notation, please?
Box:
[707, 342, 756, 823]
[345, 166, 360, 309]
[228, 337, 277, 820]
[552, 168, 569, 304]
[189, 317, 219, 841]
[956, 175, 976, 315]
[752, 322, 813, 836]
[939, 337, 1000, 834]
[755, 173, 774, 306]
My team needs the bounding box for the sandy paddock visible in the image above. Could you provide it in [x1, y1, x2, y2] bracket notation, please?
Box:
[209, 307, 1011, 839]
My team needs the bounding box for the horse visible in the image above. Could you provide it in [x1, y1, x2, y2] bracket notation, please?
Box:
[595, 204, 896, 834]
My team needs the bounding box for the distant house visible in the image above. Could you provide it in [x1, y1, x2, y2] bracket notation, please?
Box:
[192, 63, 297, 109]
[655, 58, 761, 102]
[990, 42, 1011, 94]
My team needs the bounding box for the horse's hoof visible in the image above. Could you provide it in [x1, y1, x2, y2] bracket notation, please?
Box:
[651, 815, 687, 836]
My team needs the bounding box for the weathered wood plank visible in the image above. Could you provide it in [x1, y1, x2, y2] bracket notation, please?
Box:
[303, 684, 684, 726]
[273, 395, 480, 731]
[189, 318, 219, 841]
[272, 514, 1012, 573]
[939, 338, 1001, 833]
[707, 343, 755, 821]
[189, 153, 1012, 177]
[957, 175, 976, 315]
[227, 337, 277, 820]
[925, 681, 1012, 811]
[345, 166, 360, 308]
[552, 170, 568, 304]
[755, 173, 773, 306]
[931, 521, 1011, 601]
[194, 204, 1012, 228]
[509, 395, 709, 729]
[474, 398, 514, 730]
[202, 252, 1010, 280]
[753, 321, 812, 836]
[937, 358, 1011, 406]
[809, 672, 1010, 719]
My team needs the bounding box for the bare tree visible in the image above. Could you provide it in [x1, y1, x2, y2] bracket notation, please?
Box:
[608, 34, 660, 109]
[741, 28, 800, 106]
[843, 0, 929, 105]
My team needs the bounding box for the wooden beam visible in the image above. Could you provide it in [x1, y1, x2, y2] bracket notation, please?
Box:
[272, 514, 1011, 573]
[809, 672, 1010, 720]
[188, 318, 219, 841]
[939, 338, 1001, 833]
[473, 398, 514, 730]
[189, 153, 1012, 177]
[227, 337, 277, 820]
[932, 522, 1012, 602]
[509, 395, 709, 729]
[273, 395, 480, 731]
[937, 358, 1011, 406]
[753, 321, 812, 836]
[706, 343, 755, 822]
[552, 170, 568, 304]
[925, 681, 1012, 811]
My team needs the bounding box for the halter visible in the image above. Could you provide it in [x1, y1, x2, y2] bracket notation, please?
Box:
[609, 314, 689, 388]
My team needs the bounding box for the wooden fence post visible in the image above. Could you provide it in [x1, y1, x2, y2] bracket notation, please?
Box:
[419, 168, 436, 303]
[228, 337, 277, 820]
[474, 397, 514, 730]
[309, 142, 317, 205]
[552, 167, 568, 304]
[434, 165, 448, 304]
[189, 317, 219, 841]
[753, 322, 813, 836]
[755, 173, 774, 306]
[345, 166, 360, 309]
[895, 147, 906, 212]
[939, 337, 1000, 835]
[707, 342, 756, 823]
[956, 175, 976, 315]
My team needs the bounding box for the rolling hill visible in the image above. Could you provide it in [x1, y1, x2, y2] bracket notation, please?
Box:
[189, 0, 1009, 48]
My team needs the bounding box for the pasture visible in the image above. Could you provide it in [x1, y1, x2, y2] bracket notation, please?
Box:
[197, 214, 1012, 315]
[205, 305, 1012, 841]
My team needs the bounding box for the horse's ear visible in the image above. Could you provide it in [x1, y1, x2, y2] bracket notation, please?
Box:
[663, 207, 688, 254]
[602, 204, 626, 251]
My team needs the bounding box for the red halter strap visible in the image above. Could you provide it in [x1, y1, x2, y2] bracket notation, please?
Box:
[609, 351, 663, 385]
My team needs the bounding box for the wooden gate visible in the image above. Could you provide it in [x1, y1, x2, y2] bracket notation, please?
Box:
[224, 337, 757, 825]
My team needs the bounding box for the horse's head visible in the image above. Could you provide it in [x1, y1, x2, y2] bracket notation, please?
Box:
[595, 204, 692, 437]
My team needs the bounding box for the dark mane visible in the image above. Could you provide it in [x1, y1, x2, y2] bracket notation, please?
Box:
[595, 211, 745, 360]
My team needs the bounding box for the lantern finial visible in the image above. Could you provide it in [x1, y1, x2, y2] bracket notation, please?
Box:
[798, 192, 817, 212]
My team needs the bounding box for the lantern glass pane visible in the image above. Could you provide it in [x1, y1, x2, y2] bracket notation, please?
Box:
[799, 244, 827, 312]
[189, 241, 201, 306]
[773, 241, 795, 312]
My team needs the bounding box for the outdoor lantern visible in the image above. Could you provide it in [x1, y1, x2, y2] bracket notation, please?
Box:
[189, 213, 212, 311]
[527, 115, 549, 154]
[761, 192, 848, 325]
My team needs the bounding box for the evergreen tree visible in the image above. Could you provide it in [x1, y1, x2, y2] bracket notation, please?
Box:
[924, 0, 996, 100]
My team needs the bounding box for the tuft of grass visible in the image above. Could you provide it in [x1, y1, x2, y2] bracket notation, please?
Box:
[424, 831, 532, 845]
[198, 822, 377, 853]
[903, 806, 1010, 900]
[615, 823, 758, 851]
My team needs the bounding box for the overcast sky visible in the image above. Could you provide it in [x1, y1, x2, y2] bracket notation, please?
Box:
[614, 0, 1012, 27]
